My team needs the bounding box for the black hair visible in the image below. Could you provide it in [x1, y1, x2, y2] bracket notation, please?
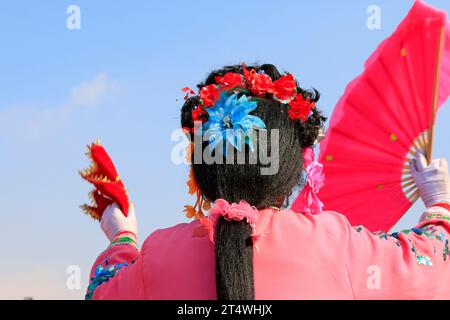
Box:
[180, 64, 326, 300]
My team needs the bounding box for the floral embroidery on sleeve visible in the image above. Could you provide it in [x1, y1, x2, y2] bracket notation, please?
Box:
[85, 235, 140, 300]
[85, 259, 135, 300]
[353, 223, 450, 267]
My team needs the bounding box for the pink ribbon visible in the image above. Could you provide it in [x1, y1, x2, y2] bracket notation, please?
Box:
[295, 147, 325, 215]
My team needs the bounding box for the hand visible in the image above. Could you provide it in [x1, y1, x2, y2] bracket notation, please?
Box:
[100, 203, 138, 242]
[412, 151, 450, 208]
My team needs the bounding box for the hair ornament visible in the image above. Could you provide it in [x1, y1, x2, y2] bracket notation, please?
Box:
[181, 64, 315, 126]
[183, 143, 212, 220]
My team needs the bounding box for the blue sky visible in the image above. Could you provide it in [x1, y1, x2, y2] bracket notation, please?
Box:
[0, 0, 449, 299]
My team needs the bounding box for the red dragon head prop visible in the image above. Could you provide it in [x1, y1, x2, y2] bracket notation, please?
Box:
[80, 140, 130, 220]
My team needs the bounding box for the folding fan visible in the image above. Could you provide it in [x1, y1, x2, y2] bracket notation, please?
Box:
[310, 1, 450, 232]
[79, 141, 130, 220]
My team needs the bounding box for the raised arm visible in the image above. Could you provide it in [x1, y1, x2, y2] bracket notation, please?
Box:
[345, 152, 450, 299]
[86, 204, 145, 300]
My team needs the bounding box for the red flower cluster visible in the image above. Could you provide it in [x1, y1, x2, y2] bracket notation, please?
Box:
[242, 65, 298, 103]
[288, 95, 316, 122]
[272, 74, 297, 103]
[199, 84, 220, 107]
[215, 72, 245, 90]
[181, 64, 315, 124]
[243, 65, 274, 97]
[191, 104, 207, 122]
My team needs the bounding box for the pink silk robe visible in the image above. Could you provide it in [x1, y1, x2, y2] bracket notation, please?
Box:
[87, 205, 450, 299]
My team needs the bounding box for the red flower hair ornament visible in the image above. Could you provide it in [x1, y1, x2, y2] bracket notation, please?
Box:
[199, 84, 220, 107]
[288, 94, 316, 122]
[272, 74, 297, 103]
[214, 72, 245, 90]
[181, 64, 315, 128]
[243, 65, 274, 97]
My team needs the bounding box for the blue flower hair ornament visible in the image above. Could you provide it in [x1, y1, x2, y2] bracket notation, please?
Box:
[202, 93, 266, 155]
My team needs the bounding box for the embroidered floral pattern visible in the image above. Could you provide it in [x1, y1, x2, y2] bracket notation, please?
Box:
[416, 255, 433, 266]
[85, 259, 132, 300]
[359, 223, 449, 265]
[443, 239, 450, 261]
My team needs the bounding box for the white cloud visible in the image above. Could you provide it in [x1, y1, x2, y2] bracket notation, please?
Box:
[0, 73, 117, 141]
[69, 72, 115, 106]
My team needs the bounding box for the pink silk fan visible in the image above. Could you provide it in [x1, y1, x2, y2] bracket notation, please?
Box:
[315, 1, 450, 232]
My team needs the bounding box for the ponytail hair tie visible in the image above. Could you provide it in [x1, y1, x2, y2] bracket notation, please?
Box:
[209, 199, 259, 228]
[193, 199, 260, 244]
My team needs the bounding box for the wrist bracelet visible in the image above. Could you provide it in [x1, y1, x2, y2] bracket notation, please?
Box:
[422, 213, 450, 223]
[110, 236, 139, 250]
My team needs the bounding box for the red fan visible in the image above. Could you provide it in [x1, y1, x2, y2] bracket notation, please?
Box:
[314, 1, 450, 232]
[80, 140, 130, 220]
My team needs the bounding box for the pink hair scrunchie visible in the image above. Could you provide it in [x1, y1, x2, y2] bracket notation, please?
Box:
[209, 199, 259, 227]
[193, 199, 260, 244]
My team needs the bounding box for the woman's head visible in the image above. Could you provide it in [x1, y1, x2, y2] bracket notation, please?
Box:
[181, 64, 326, 209]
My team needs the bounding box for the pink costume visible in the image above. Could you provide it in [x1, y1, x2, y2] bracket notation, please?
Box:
[87, 204, 450, 300]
